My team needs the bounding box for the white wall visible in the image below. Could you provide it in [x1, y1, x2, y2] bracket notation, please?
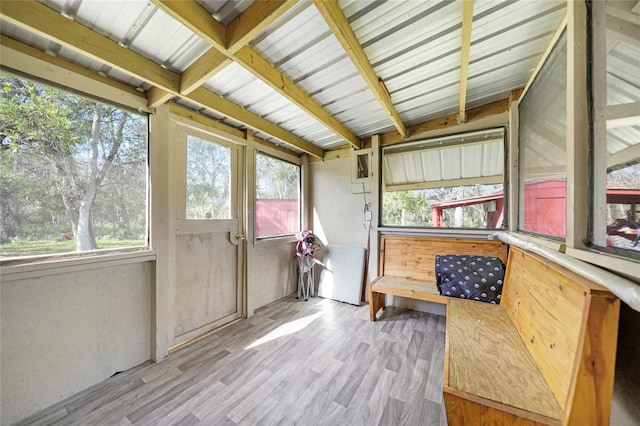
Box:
[310, 157, 371, 248]
[1, 260, 152, 425]
[247, 242, 298, 316]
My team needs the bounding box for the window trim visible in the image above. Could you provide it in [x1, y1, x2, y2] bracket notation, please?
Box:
[0, 249, 156, 281]
[183, 130, 239, 221]
[380, 127, 508, 230]
[516, 28, 568, 240]
[0, 71, 151, 264]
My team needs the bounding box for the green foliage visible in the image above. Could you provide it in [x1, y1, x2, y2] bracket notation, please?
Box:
[186, 136, 231, 219]
[383, 191, 429, 226]
[0, 239, 145, 257]
[256, 154, 299, 200]
[382, 184, 502, 228]
[0, 73, 148, 254]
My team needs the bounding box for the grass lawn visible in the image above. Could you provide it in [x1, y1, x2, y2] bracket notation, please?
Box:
[0, 239, 145, 258]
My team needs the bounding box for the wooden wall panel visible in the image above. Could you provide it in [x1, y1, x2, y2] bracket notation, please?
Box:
[501, 248, 604, 412]
[380, 236, 508, 281]
[566, 294, 620, 425]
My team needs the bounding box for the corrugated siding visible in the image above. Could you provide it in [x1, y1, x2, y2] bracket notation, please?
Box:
[383, 129, 505, 188]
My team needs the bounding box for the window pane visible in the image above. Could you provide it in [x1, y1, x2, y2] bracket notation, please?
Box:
[604, 130, 640, 252]
[0, 74, 148, 258]
[382, 129, 505, 229]
[592, 2, 640, 255]
[256, 154, 300, 238]
[383, 185, 503, 228]
[186, 136, 231, 219]
[518, 31, 567, 238]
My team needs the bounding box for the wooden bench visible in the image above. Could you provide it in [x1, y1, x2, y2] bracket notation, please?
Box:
[369, 236, 508, 320]
[368, 236, 620, 425]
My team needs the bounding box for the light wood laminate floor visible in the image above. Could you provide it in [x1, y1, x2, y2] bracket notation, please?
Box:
[20, 296, 447, 426]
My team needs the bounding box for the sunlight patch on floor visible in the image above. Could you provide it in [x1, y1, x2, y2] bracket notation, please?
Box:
[244, 312, 322, 349]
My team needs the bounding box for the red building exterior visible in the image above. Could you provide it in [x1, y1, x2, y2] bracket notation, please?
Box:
[256, 199, 299, 238]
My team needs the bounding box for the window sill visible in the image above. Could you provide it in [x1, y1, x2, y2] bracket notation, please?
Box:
[565, 247, 640, 284]
[378, 227, 499, 239]
[0, 249, 156, 282]
[254, 235, 297, 247]
[507, 232, 566, 252]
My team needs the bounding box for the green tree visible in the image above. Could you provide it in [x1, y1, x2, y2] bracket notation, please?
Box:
[186, 136, 231, 219]
[0, 75, 146, 251]
[256, 154, 298, 199]
[383, 190, 429, 226]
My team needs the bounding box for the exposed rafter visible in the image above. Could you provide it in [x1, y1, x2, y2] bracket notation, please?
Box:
[231, 45, 360, 149]
[188, 87, 324, 158]
[458, 0, 474, 124]
[151, 0, 360, 149]
[0, 0, 323, 158]
[0, 0, 181, 93]
[378, 97, 512, 146]
[147, 87, 174, 109]
[149, 0, 227, 48]
[314, 0, 407, 139]
[148, 49, 232, 108]
[0, 35, 145, 101]
[226, 0, 298, 53]
[180, 49, 232, 95]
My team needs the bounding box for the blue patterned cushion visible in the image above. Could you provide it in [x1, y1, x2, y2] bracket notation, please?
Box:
[435, 255, 505, 304]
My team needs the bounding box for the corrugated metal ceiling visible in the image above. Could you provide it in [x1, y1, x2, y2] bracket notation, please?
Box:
[383, 128, 505, 190]
[0, 0, 576, 154]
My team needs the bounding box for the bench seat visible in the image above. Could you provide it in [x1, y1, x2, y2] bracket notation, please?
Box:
[369, 276, 447, 320]
[445, 299, 562, 424]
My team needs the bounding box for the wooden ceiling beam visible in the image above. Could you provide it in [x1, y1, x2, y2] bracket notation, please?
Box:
[152, 0, 360, 149]
[0, 0, 181, 93]
[147, 87, 174, 109]
[0, 35, 145, 101]
[314, 0, 407, 139]
[232, 45, 360, 148]
[150, 0, 227, 49]
[378, 97, 511, 146]
[458, 0, 474, 124]
[226, 0, 298, 53]
[607, 144, 640, 170]
[2, 0, 321, 157]
[180, 49, 232, 95]
[188, 88, 324, 158]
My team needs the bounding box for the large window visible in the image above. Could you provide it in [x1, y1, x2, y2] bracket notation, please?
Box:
[518, 31, 567, 238]
[255, 153, 300, 239]
[591, 1, 640, 256]
[0, 74, 148, 259]
[382, 129, 505, 229]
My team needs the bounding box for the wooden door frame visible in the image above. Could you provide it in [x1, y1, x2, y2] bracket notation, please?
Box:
[168, 119, 247, 348]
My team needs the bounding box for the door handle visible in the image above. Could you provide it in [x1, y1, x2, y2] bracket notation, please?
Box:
[235, 233, 246, 240]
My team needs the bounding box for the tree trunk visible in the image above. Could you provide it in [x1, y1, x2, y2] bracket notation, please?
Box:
[75, 106, 101, 251]
[62, 191, 79, 238]
[76, 204, 97, 250]
[454, 207, 464, 227]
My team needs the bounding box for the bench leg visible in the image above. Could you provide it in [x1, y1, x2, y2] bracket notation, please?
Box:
[369, 286, 386, 321]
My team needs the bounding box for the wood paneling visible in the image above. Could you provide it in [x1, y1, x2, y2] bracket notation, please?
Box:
[502, 248, 589, 411]
[567, 294, 620, 425]
[380, 236, 508, 281]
